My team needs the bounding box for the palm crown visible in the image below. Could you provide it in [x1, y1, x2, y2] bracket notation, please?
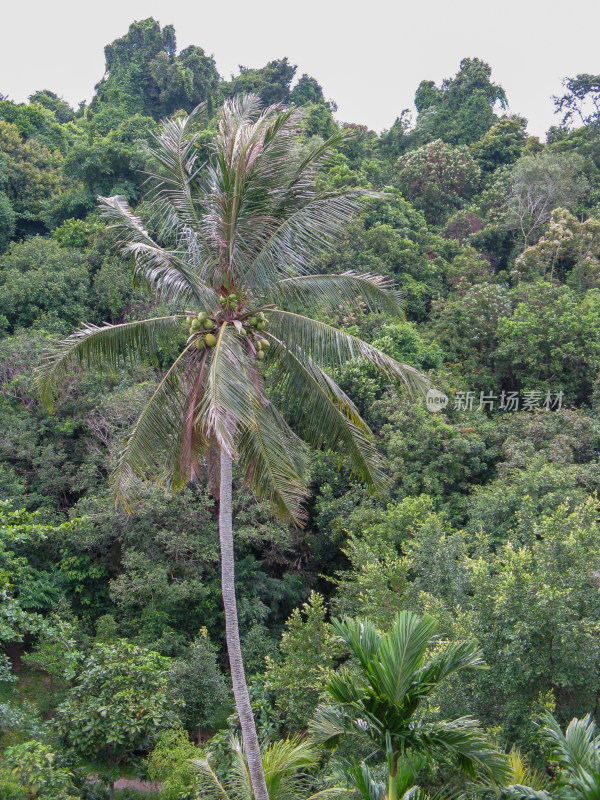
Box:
[310, 613, 510, 798]
[38, 94, 427, 523]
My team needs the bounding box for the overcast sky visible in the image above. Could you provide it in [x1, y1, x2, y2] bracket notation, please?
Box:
[1, 0, 599, 138]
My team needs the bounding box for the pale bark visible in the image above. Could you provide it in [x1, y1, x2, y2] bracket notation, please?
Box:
[219, 448, 269, 800]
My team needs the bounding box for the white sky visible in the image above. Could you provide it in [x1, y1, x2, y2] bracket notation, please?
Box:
[1, 0, 599, 139]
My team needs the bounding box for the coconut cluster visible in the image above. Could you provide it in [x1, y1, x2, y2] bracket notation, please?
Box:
[184, 307, 270, 359]
[186, 312, 217, 350]
[246, 311, 269, 331]
[218, 292, 239, 311]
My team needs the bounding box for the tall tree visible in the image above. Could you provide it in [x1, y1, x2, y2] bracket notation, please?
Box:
[414, 57, 507, 145]
[38, 95, 426, 800]
[224, 59, 297, 105]
[91, 18, 219, 121]
[554, 74, 600, 156]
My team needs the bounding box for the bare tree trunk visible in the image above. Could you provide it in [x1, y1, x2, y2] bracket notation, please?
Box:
[219, 448, 269, 800]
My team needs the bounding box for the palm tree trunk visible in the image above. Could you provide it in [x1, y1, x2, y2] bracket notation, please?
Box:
[388, 757, 398, 800]
[219, 448, 269, 800]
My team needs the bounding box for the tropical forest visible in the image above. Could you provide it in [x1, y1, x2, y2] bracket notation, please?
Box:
[2, 16, 600, 800]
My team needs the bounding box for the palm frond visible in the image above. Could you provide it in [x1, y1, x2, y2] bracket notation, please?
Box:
[194, 324, 262, 455]
[541, 712, 600, 781]
[327, 668, 368, 706]
[110, 344, 196, 510]
[197, 732, 341, 800]
[244, 192, 366, 290]
[267, 272, 404, 316]
[309, 705, 355, 746]
[498, 786, 552, 800]
[191, 754, 233, 800]
[237, 401, 309, 525]
[268, 311, 429, 397]
[98, 194, 216, 309]
[367, 613, 438, 703]
[396, 755, 428, 798]
[144, 104, 220, 274]
[267, 334, 388, 491]
[229, 735, 255, 800]
[412, 718, 511, 782]
[37, 315, 182, 411]
[225, 111, 363, 288]
[344, 761, 386, 800]
[417, 640, 486, 692]
[201, 96, 298, 285]
[290, 125, 357, 188]
[475, 747, 551, 800]
[331, 618, 381, 672]
[505, 748, 550, 791]
[264, 736, 317, 774]
[146, 103, 206, 227]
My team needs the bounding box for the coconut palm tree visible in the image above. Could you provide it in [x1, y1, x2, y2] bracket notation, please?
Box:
[38, 95, 427, 800]
[193, 735, 343, 800]
[310, 612, 510, 800]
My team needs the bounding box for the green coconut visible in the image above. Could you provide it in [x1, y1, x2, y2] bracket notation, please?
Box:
[256, 350, 265, 361]
[203, 319, 214, 330]
[205, 333, 217, 347]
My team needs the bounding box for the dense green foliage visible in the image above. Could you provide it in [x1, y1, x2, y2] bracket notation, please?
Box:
[2, 16, 600, 799]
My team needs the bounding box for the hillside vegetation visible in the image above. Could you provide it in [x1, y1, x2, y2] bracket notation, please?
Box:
[2, 17, 600, 800]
